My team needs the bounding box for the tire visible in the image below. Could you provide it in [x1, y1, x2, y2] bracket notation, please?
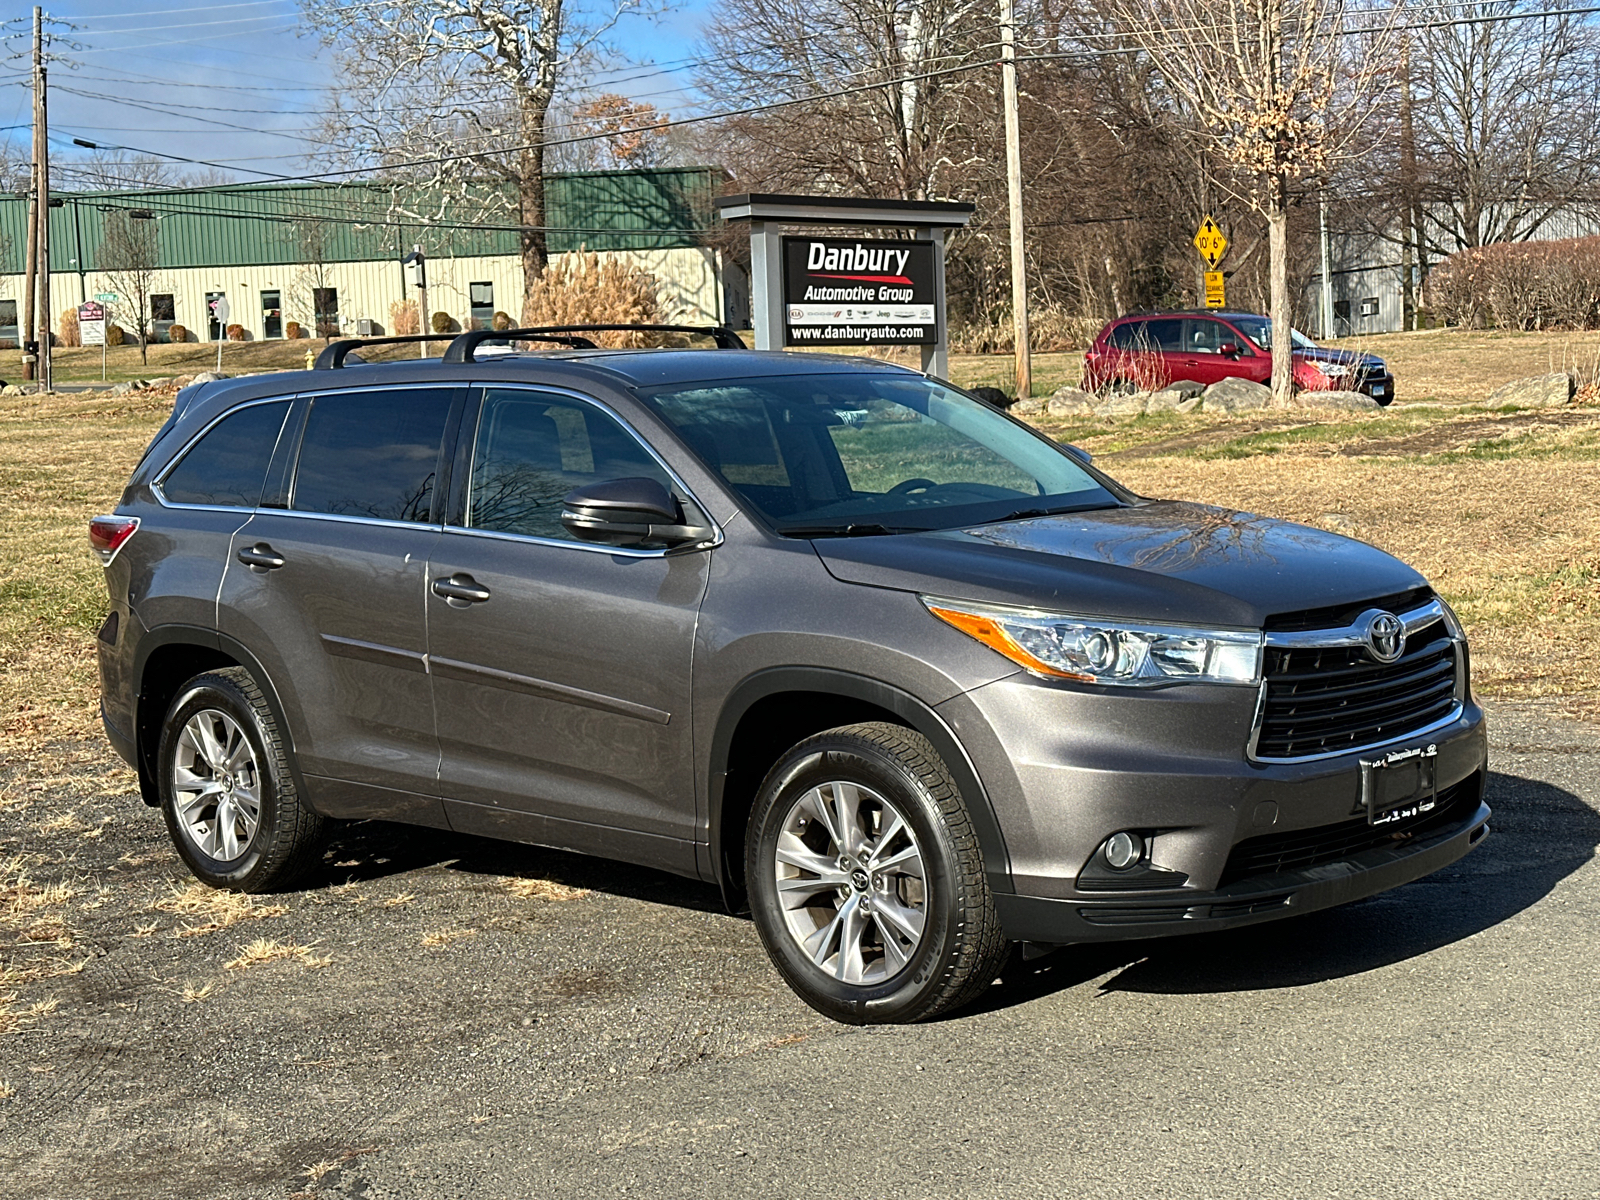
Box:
[745, 722, 1009, 1024]
[157, 667, 325, 892]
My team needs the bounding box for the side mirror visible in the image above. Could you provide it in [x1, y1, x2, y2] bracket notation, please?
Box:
[1218, 342, 1240, 358]
[1064, 444, 1093, 465]
[561, 477, 714, 551]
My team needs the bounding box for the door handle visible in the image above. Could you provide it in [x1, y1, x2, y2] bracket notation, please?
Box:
[432, 574, 491, 606]
[237, 543, 285, 572]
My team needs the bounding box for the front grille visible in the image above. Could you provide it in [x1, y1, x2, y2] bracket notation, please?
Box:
[1218, 774, 1479, 887]
[1253, 617, 1458, 760]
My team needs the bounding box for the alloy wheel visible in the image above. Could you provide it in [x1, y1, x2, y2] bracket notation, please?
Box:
[171, 708, 261, 863]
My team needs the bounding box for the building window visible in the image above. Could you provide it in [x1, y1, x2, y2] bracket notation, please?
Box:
[206, 291, 226, 341]
[1333, 299, 1351, 320]
[469, 281, 494, 329]
[313, 288, 339, 338]
[1359, 297, 1380, 317]
[0, 298, 17, 346]
[261, 290, 283, 339]
[151, 293, 177, 342]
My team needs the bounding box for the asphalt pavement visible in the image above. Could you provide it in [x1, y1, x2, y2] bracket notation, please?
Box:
[3, 698, 1596, 1199]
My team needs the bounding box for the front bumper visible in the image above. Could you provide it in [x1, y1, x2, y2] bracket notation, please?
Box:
[935, 673, 1489, 944]
[995, 789, 1489, 943]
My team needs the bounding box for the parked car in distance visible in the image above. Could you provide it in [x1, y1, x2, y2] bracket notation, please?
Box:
[1082, 310, 1396, 404]
[94, 324, 1483, 1025]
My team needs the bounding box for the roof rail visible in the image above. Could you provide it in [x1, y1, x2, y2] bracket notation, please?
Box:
[313, 334, 452, 370]
[442, 323, 748, 363]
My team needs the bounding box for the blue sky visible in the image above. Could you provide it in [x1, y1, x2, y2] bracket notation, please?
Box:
[1, 0, 714, 187]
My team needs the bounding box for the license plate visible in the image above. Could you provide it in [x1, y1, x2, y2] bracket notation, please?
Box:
[1359, 745, 1438, 825]
[1372, 385, 1387, 397]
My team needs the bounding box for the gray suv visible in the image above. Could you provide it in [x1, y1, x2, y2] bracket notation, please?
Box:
[92, 326, 1490, 1024]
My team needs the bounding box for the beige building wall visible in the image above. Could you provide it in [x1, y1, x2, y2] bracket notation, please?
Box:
[13, 246, 742, 345]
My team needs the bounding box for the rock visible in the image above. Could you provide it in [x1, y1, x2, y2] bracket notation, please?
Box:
[190, 370, 227, 384]
[1096, 392, 1149, 418]
[1302, 389, 1380, 411]
[173, 374, 195, 388]
[1157, 379, 1206, 401]
[1487, 373, 1574, 409]
[1202, 376, 1273, 411]
[1011, 397, 1046, 416]
[109, 381, 135, 396]
[0, 384, 22, 396]
[1176, 396, 1204, 414]
[1046, 386, 1096, 416]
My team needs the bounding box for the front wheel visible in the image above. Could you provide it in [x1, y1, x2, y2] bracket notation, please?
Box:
[157, 667, 325, 892]
[746, 723, 1009, 1024]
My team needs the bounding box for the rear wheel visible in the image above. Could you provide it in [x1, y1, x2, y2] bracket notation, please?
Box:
[157, 667, 325, 892]
[746, 722, 1009, 1024]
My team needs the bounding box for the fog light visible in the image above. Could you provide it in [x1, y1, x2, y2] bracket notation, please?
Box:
[1104, 831, 1144, 870]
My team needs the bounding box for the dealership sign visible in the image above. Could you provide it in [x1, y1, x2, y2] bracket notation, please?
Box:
[782, 236, 939, 347]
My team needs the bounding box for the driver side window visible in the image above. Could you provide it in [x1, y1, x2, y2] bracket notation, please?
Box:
[465, 389, 675, 542]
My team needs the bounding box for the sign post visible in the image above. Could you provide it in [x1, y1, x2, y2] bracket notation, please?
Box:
[78, 300, 106, 380]
[715, 194, 973, 380]
[210, 293, 229, 373]
[1193, 215, 1229, 309]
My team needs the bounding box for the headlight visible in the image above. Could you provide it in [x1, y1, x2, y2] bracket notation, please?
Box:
[923, 596, 1261, 686]
[1320, 363, 1351, 378]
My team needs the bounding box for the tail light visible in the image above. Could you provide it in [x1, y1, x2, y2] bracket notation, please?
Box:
[89, 515, 140, 566]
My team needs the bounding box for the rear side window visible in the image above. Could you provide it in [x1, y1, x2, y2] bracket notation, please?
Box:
[159, 400, 291, 508]
[465, 388, 675, 541]
[292, 388, 454, 522]
[1144, 318, 1184, 351]
[1107, 321, 1147, 349]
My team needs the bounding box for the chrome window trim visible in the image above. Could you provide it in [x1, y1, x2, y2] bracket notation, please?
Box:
[450, 381, 723, 554]
[1248, 598, 1464, 764]
[242, 508, 443, 533]
[151, 394, 295, 511]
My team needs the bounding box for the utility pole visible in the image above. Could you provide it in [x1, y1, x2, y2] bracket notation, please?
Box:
[999, 0, 1031, 399]
[21, 177, 37, 383]
[1319, 194, 1333, 340]
[404, 245, 429, 357]
[33, 6, 52, 392]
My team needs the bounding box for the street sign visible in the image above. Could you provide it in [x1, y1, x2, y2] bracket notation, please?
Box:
[78, 300, 106, 346]
[95, 292, 118, 303]
[1193, 215, 1229, 268]
[209, 293, 230, 328]
[1204, 271, 1227, 309]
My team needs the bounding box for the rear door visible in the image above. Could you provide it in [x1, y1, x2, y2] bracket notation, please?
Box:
[1142, 317, 1186, 389]
[217, 384, 460, 826]
[426, 385, 710, 875]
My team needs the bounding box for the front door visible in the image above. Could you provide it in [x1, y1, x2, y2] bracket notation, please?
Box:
[260, 291, 282, 340]
[217, 384, 459, 826]
[427, 386, 710, 875]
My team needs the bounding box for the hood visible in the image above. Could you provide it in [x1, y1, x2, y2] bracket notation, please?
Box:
[814, 501, 1426, 628]
[1294, 345, 1385, 370]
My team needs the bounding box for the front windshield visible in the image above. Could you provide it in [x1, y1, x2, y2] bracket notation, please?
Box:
[1229, 317, 1318, 352]
[638, 373, 1119, 535]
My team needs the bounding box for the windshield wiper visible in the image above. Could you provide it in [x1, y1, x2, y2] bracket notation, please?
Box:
[988, 502, 1109, 524]
[777, 522, 910, 539]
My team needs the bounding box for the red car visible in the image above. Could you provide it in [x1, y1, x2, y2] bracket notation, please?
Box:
[1082, 310, 1395, 405]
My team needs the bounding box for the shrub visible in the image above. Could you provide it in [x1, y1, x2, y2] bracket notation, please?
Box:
[521, 249, 664, 347]
[168, 323, 188, 343]
[431, 310, 459, 334]
[1427, 236, 1600, 330]
[492, 310, 513, 330]
[58, 307, 81, 347]
[387, 301, 418, 336]
[950, 302, 1103, 354]
[284, 320, 301, 340]
[106, 323, 125, 347]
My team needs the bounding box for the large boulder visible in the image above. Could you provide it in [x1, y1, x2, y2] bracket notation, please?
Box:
[1202, 376, 1273, 412]
[1046, 386, 1096, 416]
[190, 370, 228, 384]
[0, 383, 22, 396]
[1095, 392, 1150, 418]
[1302, 390, 1381, 411]
[1147, 381, 1204, 412]
[1011, 397, 1046, 417]
[1487, 373, 1574, 409]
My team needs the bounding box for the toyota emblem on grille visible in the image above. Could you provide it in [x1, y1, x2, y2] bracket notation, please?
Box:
[1364, 611, 1405, 663]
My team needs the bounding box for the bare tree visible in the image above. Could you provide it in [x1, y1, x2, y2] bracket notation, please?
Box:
[98, 210, 163, 365]
[1100, 0, 1393, 404]
[303, 0, 648, 295]
[288, 217, 339, 340]
[1411, 1, 1600, 254]
[695, 0, 989, 202]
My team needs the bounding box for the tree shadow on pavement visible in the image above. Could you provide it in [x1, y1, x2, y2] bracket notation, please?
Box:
[966, 770, 1598, 1015]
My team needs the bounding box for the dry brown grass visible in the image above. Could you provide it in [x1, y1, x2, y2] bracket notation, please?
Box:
[504, 877, 588, 902]
[224, 938, 329, 970]
[1326, 327, 1600, 406]
[419, 928, 476, 948]
[151, 882, 288, 937]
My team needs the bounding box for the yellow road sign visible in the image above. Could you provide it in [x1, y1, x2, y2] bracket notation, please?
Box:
[1194, 216, 1229, 268]
[1204, 271, 1226, 309]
